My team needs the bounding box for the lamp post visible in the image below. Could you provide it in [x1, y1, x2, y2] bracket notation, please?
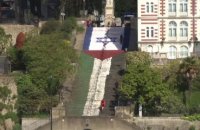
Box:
[48, 76, 53, 130]
[50, 95, 53, 130]
[60, 12, 65, 23]
[83, 0, 85, 17]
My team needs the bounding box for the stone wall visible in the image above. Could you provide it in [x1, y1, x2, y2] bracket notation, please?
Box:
[134, 117, 200, 130]
[115, 106, 134, 119]
[0, 24, 35, 45]
[22, 118, 49, 130]
[37, 117, 140, 130]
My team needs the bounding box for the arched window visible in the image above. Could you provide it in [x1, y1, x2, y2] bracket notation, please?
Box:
[169, 0, 176, 12]
[151, 2, 154, 12]
[180, 0, 188, 12]
[147, 45, 153, 56]
[169, 21, 177, 37]
[169, 46, 177, 59]
[180, 21, 188, 37]
[146, 2, 149, 12]
[180, 46, 188, 58]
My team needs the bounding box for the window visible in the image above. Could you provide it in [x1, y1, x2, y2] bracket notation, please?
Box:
[151, 2, 154, 12]
[146, 27, 154, 37]
[151, 27, 154, 37]
[180, 21, 188, 37]
[147, 45, 153, 56]
[147, 45, 153, 53]
[146, 2, 149, 12]
[169, 21, 177, 37]
[180, 0, 188, 12]
[146, 2, 154, 13]
[180, 46, 188, 58]
[146, 27, 149, 37]
[169, 46, 177, 59]
[169, 0, 176, 12]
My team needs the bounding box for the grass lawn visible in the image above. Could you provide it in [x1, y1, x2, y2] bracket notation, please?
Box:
[67, 52, 94, 116]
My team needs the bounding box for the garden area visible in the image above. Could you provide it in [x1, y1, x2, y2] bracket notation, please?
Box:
[119, 52, 200, 117]
[4, 17, 84, 120]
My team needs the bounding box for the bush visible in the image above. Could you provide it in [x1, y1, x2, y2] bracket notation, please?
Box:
[189, 125, 196, 130]
[182, 114, 200, 121]
[76, 25, 85, 33]
[4, 112, 18, 123]
[13, 123, 21, 130]
[61, 17, 77, 34]
[40, 20, 61, 34]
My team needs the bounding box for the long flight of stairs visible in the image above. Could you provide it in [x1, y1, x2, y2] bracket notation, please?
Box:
[100, 53, 126, 116]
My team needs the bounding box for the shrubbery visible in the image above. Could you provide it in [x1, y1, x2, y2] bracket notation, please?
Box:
[183, 114, 200, 121]
[8, 17, 79, 117]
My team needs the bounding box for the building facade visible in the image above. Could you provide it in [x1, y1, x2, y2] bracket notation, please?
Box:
[138, 0, 200, 60]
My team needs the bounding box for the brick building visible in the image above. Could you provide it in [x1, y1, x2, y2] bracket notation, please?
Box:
[138, 0, 200, 60]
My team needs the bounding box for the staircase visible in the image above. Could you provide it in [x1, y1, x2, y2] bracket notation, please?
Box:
[100, 53, 126, 116]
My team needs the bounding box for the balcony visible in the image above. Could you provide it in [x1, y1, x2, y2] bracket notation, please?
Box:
[168, 36, 177, 41]
[179, 12, 188, 17]
[179, 36, 188, 41]
[168, 12, 176, 17]
[149, 51, 200, 60]
[150, 52, 200, 65]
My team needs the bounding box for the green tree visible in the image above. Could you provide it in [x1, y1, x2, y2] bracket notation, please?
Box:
[120, 52, 181, 115]
[15, 74, 48, 115]
[22, 33, 77, 88]
[115, 0, 136, 17]
[161, 60, 180, 90]
[178, 57, 200, 105]
[179, 57, 200, 91]
[0, 27, 12, 55]
[8, 18, 79, 116]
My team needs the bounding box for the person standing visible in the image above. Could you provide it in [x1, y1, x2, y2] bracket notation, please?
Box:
[100, 99, 106, 111]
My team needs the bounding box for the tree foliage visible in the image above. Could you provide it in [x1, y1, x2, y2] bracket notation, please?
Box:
[14, 32, 78, 115]
[40, 17, 78, 38]
[115, 0, 136, 17]
[8, 17, 79, 116]
[0, 27, 12, 54]
[120, 52, 183, 115]
[15, 74, 48, 115]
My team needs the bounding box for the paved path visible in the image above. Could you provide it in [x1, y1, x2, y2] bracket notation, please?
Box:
[83, 58, 112, 116]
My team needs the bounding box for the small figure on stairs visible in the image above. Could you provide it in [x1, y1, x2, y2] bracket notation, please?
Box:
[100, 99, 106, 112]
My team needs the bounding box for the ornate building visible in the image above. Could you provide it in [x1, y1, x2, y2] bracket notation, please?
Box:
[138, 0, 200, 60]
